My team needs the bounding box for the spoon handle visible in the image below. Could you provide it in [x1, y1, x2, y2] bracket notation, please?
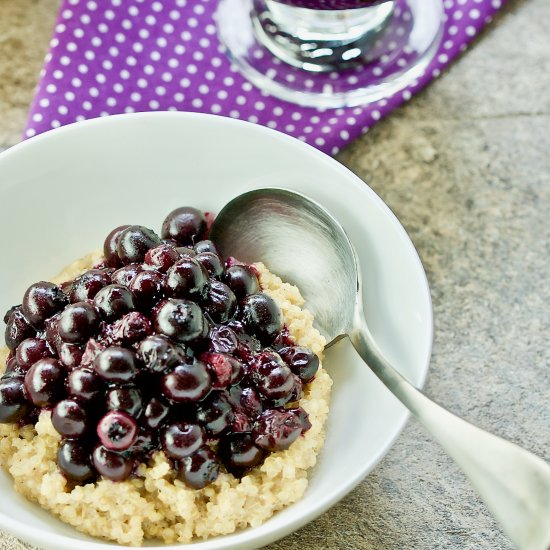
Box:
[350, 313, 550, 550]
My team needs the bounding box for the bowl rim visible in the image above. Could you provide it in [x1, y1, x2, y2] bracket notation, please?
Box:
[0, 111, 433, 549]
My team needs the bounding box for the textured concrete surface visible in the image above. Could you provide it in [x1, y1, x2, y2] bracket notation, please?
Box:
[0, 0, 549, 548]
[0, 0, 60, 147]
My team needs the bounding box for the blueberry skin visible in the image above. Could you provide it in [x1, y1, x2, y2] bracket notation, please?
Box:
[241, 293, 283, 343]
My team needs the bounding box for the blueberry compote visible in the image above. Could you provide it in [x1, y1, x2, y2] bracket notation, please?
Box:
[0, 207, 319, 489]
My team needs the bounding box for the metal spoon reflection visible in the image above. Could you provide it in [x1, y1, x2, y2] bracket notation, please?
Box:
[210, 188, 550, 550]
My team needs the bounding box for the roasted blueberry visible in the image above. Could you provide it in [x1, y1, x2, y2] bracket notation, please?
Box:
[79, 338, 106, 369]
[0, 377, 29, 423]
[200, 352, 243, 389]
[103, 225, 131, 268]
[241, 293, 283, 343]
[160, 360, 212, 403]
[3, 306, 19, 324]
[24, 358, 65, 407]
[106, 386, 143, 417]
[105, 312, 152, 346]
[130, 429, 157, 454]
[117, 225, 161, 265]
[144, 244, 180, 273]
[228, 385, 263, 418]
[3, 356, 20, 378]
[161, 207, 207, 246]
[165, 258, 209, 300]
[93, 284, 135, 321]
[97, 410, 138, 451]
[67, 367, 103, 402]
[161, 238, 180, 248]
[92, 444, 134, 481]
[195, 252, 224, 278]
[230, 411, 252, 433]
[250, 351, 294, 402]
[59, 280, 74, 295]
[69, 269, 112, 302]
[130, 270, 164, 311]
[58, 302, 101, 344]
[137, 335, 182, 373]
[161, 421, 205, 459]
[57, 440, 95, 483]
[224, 265, 260, 299]
[143, 397, 170, 429]
[272, 326, 294, 349]
[196, 391, 234, 436]
[127, 428, 159, 454]
[179, 446, 220, 489]
[154, 298, 206, 344]
[284, 374, 303, 406]
[44, 312, 63, 353]
[93, 347, 138, 383]
[203, 281, 236, 324]
[22, 282, 68, 329]
[193, 240, 219, 255]
[228, 386, 262, 432]
[4, 308, 35, 351]
[218, 433, 264, 472]
[288, 406, 312, 432]
[15, 338, 53, 371]
[59, 343, 84, 369]
[111, 264, 142, 287]
[52, 398, 89, 438]
[176, 246, 196, 258]
[278, 346, 319, 383]
[208, 325, 238, 354]
[224, 320, 261, 362]
[252, 409, 303, 452]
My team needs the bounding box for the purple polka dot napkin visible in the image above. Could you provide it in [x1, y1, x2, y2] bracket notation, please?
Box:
[25, 0, 505, 155]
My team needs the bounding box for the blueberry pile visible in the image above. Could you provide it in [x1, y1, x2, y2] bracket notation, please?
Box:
[0, 207, 319, 489]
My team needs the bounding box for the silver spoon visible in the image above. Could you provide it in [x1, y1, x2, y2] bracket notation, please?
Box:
[210, 187, 550, 550]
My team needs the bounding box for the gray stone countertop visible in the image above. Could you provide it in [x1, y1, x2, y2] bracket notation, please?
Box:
[0, 0, 548, 548]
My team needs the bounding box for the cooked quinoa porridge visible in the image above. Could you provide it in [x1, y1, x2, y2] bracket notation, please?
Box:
[0, 209, 332, 546]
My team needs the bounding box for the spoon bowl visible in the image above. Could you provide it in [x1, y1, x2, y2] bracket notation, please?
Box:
[210, 188, 358, 342]
[211, 187, 550, 550]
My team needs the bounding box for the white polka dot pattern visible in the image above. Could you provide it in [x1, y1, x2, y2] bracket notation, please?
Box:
[24, 0, 504, 154]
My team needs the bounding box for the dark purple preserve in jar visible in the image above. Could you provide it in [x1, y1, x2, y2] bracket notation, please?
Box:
[271, 0, 388, 10]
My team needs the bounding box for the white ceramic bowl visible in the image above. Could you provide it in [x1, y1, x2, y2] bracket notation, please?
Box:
[0, 112, 432, 549]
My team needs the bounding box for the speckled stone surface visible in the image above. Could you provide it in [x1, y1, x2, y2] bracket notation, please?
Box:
[0, 0, 548, 548]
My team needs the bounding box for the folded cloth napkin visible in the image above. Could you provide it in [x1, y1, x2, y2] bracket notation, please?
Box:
[24, 0, 505, 155]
